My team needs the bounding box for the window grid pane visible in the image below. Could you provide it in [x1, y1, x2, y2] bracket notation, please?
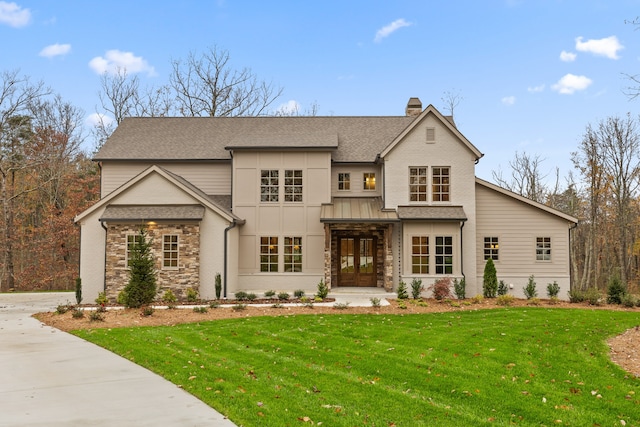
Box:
[163, 234, 179, 268]
[260, 236, 278, 272]
[409, 167, 428, 202]
[484, 236, 499, 260]
[126, 234, 143, 267]
[363, 173, 376, 190]
[435, 236, 453, 274]
[260, 170, 279, 202]
[411, 236, 429, 274]
[536, 237, 551, 261]
[284, 236, 302, 272]
[338, 173, 350, 191]
[432, 167, 450, 202]
[284, 170, 303, 202]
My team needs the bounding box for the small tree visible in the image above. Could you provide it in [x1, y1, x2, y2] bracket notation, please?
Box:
[453, 277, 466, 300]
[523, 275, 537, 299]
[75, 277, 82, 305]
[410, 278, 424, 299]
[428, 277, 453, 301]
[397, 281, 409, 299]
[215, 273, 222, 299]
[497, 280, 509, 296]
[483, 259, 498, 298]
[123, 227, 157, 308]
[606, 274, 626, 304]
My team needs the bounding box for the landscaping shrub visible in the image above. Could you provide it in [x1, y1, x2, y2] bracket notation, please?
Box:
[162, 289, 177, 304]
[483, 258, 498, 298]
[232, 303, 247, 311]
[316, 280, 329, 299]
[246, 292, 257, 301]
[209, 301, 220, 309]
[116, 290, 127, 305]
[453, 277, 466, 300]
[264, 290, 276, 298]
[470, 295, 484, 304]
[333, 302, 350, 310]
[278, 292, 290, 301]
[527, 297, 541, 306]
[294, 289, 305, 298]
[234, 291, 248, 301]
[215, 273, 222, 299]
[122, 228, 157, 308]
[396, 281, 409, 299]
[141, 306, 154, 316]
[89, 310, 105, 322]
[193, 306, 208, 313]
[606, 275, 626, 304]
[621, 293, 636, 308]
[428, 277, 453, 301]
[95, 292, 108, 306]
[186, 287, 199, 303]
[568, 288, 585, 303]
[497, 280, 508, 296]
[370, 297, 381, 307]
[56, 304, 71, 314]
[585, 287, 603, 306]
[496, 294, 515, 306]
[523, 275, 537, 299]
[547, 281, 560, 298]
[71, 308, 84, 318]
[75, 277, 82, 305]
[410, 278, 424, 299]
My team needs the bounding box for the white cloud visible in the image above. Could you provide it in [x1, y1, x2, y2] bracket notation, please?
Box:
[575, 36, 623, 59]
[88, 49, 156, 76]
[0, 1, 30, 27]
[559, 50, 576, 62]
[374, 18, 412, 43]
[552, 73, 592, 94]
[276, 100, 300, 115]
[527, 84, 545, 93]
[86, 113, 114, 128]
[39, 43, 71, 58]
[501, 96, 516, 106]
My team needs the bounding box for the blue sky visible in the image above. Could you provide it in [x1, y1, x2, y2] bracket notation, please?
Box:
[1, 0, 639, 184]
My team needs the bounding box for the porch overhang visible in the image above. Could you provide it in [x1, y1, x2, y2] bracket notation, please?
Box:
[320, 197, 399, 223]
[397, 205, 467, 221]
[99, 204, 205, 222]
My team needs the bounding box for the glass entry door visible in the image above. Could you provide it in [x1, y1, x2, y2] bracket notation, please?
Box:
[338, 236, 376, 287]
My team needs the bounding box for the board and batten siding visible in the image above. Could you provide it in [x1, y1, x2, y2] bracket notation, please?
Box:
[100, 162, 231, 197]
[331, 164, 382, 197]
[475, 182, 573, 299]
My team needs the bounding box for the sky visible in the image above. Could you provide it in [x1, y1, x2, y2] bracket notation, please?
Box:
[1, 0, 640, 185]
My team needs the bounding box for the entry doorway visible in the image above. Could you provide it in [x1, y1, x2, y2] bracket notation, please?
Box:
[338, 236, 376, 287]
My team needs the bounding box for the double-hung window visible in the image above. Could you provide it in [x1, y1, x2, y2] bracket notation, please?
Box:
[163, 235, 179, 268]
[484, 237, 499, 260]
[260, 237, 279, 272]
[338, 173, 350, 191]
[260, 170, 279, 202]
[363, 173, 376, 191]
[536, 237, 551, 261]
[432, 167, 450, 202]
[411, 236, 429, 274]
[284, 170, 303, 202]
[409, 167, 428, 202]
[435, 236, 453, 274]
[284, 237, 302, 272]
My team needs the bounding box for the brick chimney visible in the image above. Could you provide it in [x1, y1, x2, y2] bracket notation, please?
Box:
[405, 97, 422, 117]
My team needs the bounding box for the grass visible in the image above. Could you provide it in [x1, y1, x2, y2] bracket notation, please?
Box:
[74, 308, 640, 426]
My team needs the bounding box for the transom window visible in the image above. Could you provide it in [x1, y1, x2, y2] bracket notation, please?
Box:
[432, 167, 450, 202]
[435, 236, 453, 274]
[284, 237, 302, 272]
[536, 237, 551, 261]
[363, 173, 376, 191]
[409, 167, 428, 202]
[484, 237, 499, 260]
[260, 236, 279, 272]
[338, 173, 350, 191]
[411, 236, 429, 274]
[126, 234, 143, 267]
[163, 234, 179, 268]
[260, 170, 279, 202]
[284, 170, 303, 202]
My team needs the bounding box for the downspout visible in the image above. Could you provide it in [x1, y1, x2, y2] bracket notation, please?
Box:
[223, 220, 238, 299]
[100, 220, 108, 293]
[459, 220, 465, 282]
[569, 221, 578, 290]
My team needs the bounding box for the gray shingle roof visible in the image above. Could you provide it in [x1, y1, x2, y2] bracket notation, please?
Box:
[94, 116, 415, 163]
[397, 205, 467, 221]
[100, 204, 205, 221]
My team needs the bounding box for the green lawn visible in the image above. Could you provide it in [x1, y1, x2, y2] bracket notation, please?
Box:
[74, 308, 640, 426]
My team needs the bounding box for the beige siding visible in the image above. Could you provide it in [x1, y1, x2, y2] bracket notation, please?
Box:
[475, 183, 572, 299]
[331, 164, 382, 197]
[101, 162, 231, 196]
[233, 151, 330, 292]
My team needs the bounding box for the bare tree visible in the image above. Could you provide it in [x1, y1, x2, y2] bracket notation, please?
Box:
[169, 46, 283, 117]
[441, 89, 463, 119]
[492, 151, 551, 203]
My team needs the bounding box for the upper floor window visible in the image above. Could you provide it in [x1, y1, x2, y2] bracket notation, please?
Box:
[338, 173, 350, 191]
[435, 236, 453, 274]
[260, 236, 278, 272]
[432, 167, 450, 202]
[163, 234, 179, 269]
[409, 167, 428, 202]
[484, 237, 499, 261]
[284, 236, 302, 272]
[284, 170, 303, 202]
[363, 173, 376, 191]
[536, 237, 551, 261]
[411, 236, 429, 274]
[260, 170, 279, 202]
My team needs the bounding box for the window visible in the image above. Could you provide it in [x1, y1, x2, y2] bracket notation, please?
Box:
[284, 237, 302, 272]
[409, 167, 428, 202]
[411, 236, 429, 274]
[432, 167, 450, 202]
[363, 173, 376, 191]
[435, 236, 453, 274]
[126, 234, 143, 267]
[536, 237, 551, 261]
[260, 237, 279, 272]
[284, 170, 303, 202]
[260, 170, 279, 202]
[163, 235, 179, 268]
[484, 237, 499, 260]
[338, 173, 350, 191]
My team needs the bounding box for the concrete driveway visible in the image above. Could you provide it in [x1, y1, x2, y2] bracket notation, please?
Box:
[0, 292, 236, 427]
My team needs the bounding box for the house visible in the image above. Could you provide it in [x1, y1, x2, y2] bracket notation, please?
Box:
[75, 98, 578, 301]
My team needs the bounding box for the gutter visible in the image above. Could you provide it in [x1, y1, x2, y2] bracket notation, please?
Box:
[569, 221, 578, 290]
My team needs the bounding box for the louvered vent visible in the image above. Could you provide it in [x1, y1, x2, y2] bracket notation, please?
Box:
[426, 127, 436, 143]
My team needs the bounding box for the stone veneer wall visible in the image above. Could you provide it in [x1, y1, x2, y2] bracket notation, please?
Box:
[105, 223, 200, 301]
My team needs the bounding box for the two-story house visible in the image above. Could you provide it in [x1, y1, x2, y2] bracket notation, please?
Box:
[75, 98, 578, 301]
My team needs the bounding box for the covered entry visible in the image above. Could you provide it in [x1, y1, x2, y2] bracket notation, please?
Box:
[320, 198, 397, 290]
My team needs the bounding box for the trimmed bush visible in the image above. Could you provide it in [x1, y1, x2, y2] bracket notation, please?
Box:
[410, 278, 424, 299]
[294, 289, 305, 298]
[316, 280, 329, 299]
[523, 275, 537, 299]
[497, 280, 509, 296]
[264, 290, 276, 298]
[215, 273, 222, 299]
[547, 281, 560, 298]
[483, 259, 498, 298]
[396, 281, 409, 299]
[75, 277, 82, 305]
[428, 277, 453, 301]
[453, 277, 466, 300]
[235, 291, 249, 301]
[568, 288, 585, 303]
[186, 287, 199, 303]
[278, 292, 290, 301]
[606, 275, 626, 305]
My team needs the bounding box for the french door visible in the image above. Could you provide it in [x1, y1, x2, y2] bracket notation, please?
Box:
[338, 236, 376, 287]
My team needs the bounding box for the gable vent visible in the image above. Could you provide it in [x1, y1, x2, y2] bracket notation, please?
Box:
[426, 127, 436, 143]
